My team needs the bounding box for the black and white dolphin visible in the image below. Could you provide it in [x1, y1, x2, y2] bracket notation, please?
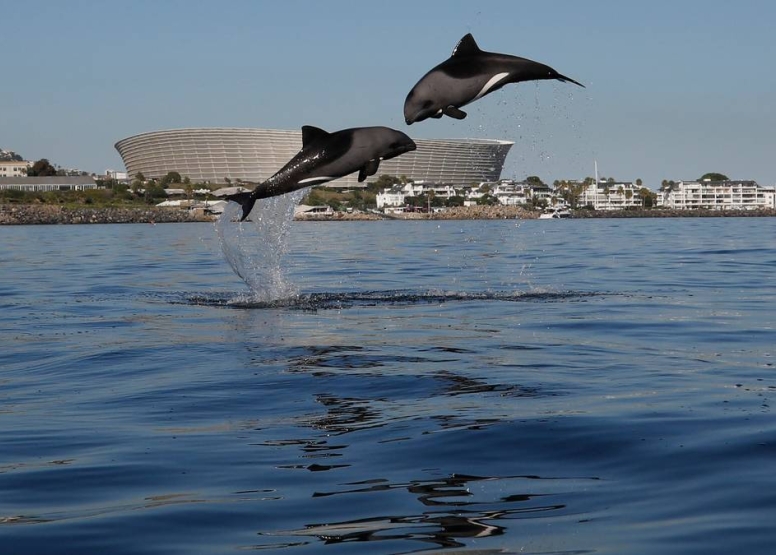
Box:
[227, 125, 416, 221]
[404, 33, 584, 125]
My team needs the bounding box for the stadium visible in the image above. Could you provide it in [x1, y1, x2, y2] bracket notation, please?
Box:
[114, 128, 513, 188]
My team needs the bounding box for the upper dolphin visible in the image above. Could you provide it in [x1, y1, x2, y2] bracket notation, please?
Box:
[404, 33, 584, 125]
[227, 125, 416, 221]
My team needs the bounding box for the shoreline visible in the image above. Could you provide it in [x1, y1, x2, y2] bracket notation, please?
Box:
[2, 203, 775, 225]
[0, 204, 213, 225]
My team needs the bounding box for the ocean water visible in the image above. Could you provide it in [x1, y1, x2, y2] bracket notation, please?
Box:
[1, 214, 774, 554]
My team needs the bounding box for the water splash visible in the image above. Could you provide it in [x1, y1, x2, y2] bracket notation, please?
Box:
[215, 191, 307, 302]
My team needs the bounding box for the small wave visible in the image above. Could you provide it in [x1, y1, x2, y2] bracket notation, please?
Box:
[180, 289, 604, 310]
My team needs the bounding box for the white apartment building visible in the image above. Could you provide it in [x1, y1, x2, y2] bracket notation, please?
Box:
[376, 181, 462, 210]
[488, 180, 531, 206]
[658, 180, 776, 210]
[378, 179, 565, 210]
[105, 169, 129, 180]
[376, 188, 407, 209]
[411, 181, 459, 199]
[580, 181, 644, 210]
[0, 160, 32, 177]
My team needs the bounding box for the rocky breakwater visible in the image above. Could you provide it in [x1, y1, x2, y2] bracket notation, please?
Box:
[294, 210, 384, 221]
[294, 205, 539, 221]
[431, 205, 537, 220]
[0, 204, 215, 225]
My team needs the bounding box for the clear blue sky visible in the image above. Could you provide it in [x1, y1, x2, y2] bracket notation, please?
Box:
[2, 0, 774, 189]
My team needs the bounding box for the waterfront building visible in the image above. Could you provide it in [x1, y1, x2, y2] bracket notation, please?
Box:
[375, 187, 407, 210]
[0, 176, 98, 192]
[413, 181, 460, 199]
[486, 180, 532, 206]
[528, 181, 554, 205]
[579, 181, 644, 210]
[114, 128, 513, 188]
[375, 182, 457, 209]
[377, 179, 564, 211]
[105, 169, 129, 181]
[0, 160, 32, 177]
[658, 180, 776, 210]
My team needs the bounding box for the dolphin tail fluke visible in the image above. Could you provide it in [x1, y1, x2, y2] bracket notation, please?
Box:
[225, 192, 257, 221]
[556, 73, 585, 88]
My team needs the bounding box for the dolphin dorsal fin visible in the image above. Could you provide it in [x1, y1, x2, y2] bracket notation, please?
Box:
[301, 125, 329, 147]
[452, 33, 481, 57]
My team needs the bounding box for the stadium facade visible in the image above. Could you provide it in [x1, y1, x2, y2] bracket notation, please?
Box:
[114, 128, 513, 188]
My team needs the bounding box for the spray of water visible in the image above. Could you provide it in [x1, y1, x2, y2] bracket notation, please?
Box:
[215, 190, 307, 302]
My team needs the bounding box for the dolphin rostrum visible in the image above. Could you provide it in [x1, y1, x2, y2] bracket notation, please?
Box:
[404, 33, 584, 125]
[227, 125, 416, 221]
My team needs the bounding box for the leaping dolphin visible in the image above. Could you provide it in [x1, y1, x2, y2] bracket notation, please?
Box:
[404, 33, 584, 125]
[227, 125, 416, 221]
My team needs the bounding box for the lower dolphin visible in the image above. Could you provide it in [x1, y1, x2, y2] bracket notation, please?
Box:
[227, 125, 416, 221]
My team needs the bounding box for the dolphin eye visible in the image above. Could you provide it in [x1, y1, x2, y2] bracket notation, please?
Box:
[422, 100, 433, 109]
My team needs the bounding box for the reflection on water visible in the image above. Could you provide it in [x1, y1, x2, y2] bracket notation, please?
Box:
[261, 472, 589, 551]
[2, 219, 775, 555]
[249, 364, 595, 552]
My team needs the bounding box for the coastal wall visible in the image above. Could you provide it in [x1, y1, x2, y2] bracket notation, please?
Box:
[0, 204, 213, 225]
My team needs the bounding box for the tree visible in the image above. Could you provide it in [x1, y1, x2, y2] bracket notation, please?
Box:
[447, 195, 465, 207]
[161, 171, 182, 187]
[134, 172, 146, 183]
[0, 151, 24, 162]
[525, 175, 544, 185]
[636, 178, 643, 187]
[639, 187, 657, 208]
[554, 179, 586, 209]
[660, 180, 676, 191]
[143, 181, 166, 203]
[476, 194, 498, 206]
[27, 158, 57, 176]
[699, 172, 729, 182]
[368, 174, 402, 193]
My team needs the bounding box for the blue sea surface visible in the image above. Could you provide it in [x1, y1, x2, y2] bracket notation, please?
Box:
[1, 216, 775, 554]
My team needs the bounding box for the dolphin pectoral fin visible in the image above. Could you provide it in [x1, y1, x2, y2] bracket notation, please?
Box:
[358, 159, 381, 182]
[443, 106, 467, 120]
[225, 192, 257, 222]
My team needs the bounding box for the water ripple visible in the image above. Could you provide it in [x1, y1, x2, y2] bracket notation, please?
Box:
[180, 289, 606, 310]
